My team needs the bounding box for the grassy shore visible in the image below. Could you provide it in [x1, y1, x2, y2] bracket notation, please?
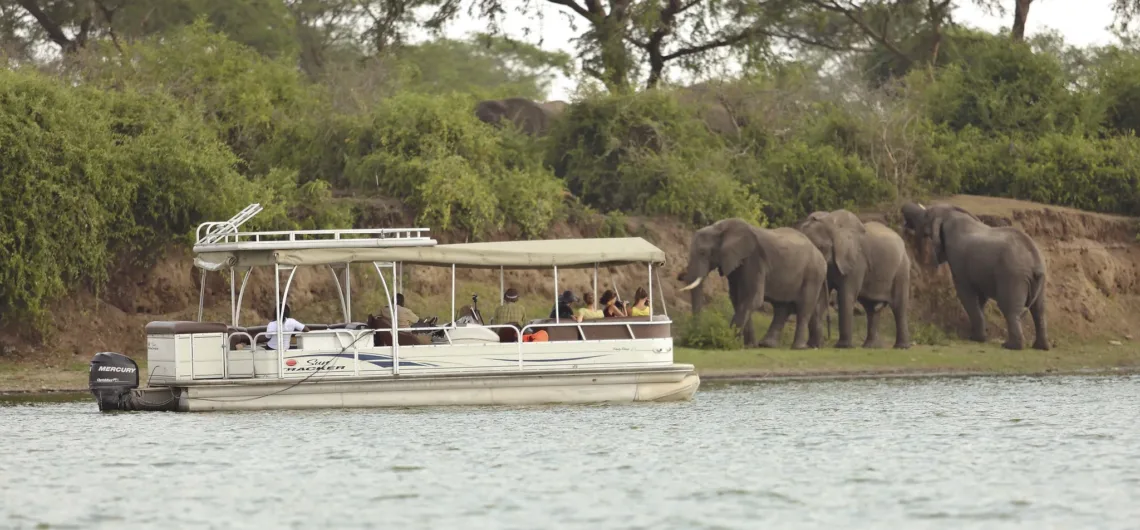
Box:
[2, 340, 1137, 395]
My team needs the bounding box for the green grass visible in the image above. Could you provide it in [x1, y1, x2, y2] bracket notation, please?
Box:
[676, 342, 1140, 378]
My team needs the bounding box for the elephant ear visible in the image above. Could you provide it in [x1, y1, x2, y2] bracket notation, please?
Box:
[716, 222, 758, 277]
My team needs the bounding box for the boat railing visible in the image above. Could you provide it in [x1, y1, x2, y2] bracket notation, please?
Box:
[194, 227, 436, 251]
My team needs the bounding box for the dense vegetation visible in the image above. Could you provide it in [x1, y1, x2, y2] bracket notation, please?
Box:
[4, 0, 1140, 331]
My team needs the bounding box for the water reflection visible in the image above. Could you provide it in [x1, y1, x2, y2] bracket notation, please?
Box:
[2, 376, 1137, 529]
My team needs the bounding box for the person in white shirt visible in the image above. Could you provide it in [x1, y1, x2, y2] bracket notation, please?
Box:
[266, 304, 310, 350]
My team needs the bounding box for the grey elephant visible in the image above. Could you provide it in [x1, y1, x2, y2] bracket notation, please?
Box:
[677, 218, 827, 349]
[799, 209, 912, 349]
[474, 97, 567, 136]
[901, 202, 1049, 350]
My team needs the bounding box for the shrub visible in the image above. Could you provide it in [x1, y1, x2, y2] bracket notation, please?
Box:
[674, 297, 745, 350]
[548, 90, 765, 226]
[0, 68, 257, 327]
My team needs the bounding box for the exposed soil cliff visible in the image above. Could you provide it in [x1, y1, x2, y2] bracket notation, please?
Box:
[2, 195, 1138, 366]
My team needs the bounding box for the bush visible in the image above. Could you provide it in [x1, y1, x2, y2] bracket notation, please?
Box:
[0, 69, 258, 327]
[674, 297, 745, 350]
[548, 90, 765, 226]
[336, 93, 566, 237]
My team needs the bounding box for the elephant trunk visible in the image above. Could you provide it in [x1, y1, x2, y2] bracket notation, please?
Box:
[689, 286, 704, 315]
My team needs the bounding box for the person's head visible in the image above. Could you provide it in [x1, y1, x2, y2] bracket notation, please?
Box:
[583, 291, 595, 306]
[281, 304, 292, 319]
[504, 287, 519, 304]
[600, 290, 617, 306]
[634, 287, 648, 305]
[559, 290, 578, 306]
[396, 293, 405, 307]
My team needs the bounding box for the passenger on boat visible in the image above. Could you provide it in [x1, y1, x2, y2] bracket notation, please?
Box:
[380, 293, 420, 329]
[629, 287, 651, 317]
[550, 290, 579, 321]
[266, 304, 310, 350]
[576, 291, 604, 321]
[492, 287, 526, 326]
[600, 290, 627, 318]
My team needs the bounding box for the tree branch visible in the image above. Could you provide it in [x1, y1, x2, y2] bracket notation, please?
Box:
[15, 0, 76, 51]
[804, 0, 911, 64]
[546, 0, 593, 20]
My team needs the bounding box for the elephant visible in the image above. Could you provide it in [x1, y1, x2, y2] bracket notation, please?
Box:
[474, 97, 567, 136]
[798, 209, 912, 349]
[901, 202, 1049, 350]
[676, 218, 828, 349]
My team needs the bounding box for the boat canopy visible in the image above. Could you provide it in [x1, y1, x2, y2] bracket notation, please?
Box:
[194, 237, 666, 271]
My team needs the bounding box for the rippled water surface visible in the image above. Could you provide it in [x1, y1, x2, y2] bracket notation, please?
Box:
[2, 376, 1139, 529]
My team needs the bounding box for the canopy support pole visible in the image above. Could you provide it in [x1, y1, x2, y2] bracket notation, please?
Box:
[279, 266, 299, 378]
[648, 262, 654, 317]
[553, 265, 560, 323]
[229, 268, 236, 326]
[450, 264, 456, 324]
[328, 265, 348, 323]
[593, 263, 598, 306]
[274, 264, 282, 379]
[374, 262, 398, 375]
[655, 266, 668, 317]
[235, 268, 252, 327]
[345, 262, 352, 322]
[197, 269, 207, 323]
[499, 266, 504, 302]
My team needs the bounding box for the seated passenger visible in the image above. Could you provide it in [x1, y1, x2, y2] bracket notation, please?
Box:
[629, 287, 651, 317]
[266, 304, 310, 350]
[550, 290, 578, 321]
[600, 290, 627, 318]
[492, 287, 526, 326]
[380, 293, 420, 329]
[575, 291, 604, 321]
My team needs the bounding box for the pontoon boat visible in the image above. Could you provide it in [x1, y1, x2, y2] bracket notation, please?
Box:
[88, 204, 699, 412]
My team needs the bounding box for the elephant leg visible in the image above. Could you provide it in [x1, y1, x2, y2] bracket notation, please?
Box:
[997, 282, 1030, 350]
[861, 301, 883, 348]
[730, 304, 754, 346]
[956, 285, 987, 343]
[807, 287, 826, 349]
[834, 285, 856, 348]
[759, 303, 790, 348]
[1029, 289, 1050, 351]
[742, 309, 757, 347]
[892, 273, 912, 349]
[789, 292, 815, 350]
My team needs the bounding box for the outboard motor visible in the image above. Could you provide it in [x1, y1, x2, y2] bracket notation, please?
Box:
[89, 352, 139, 412]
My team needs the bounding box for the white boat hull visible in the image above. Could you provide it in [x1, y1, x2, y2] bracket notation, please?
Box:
[129, 365, 699, 412]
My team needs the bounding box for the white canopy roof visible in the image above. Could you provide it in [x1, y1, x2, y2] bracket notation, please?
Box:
[193, 237, 666, 271]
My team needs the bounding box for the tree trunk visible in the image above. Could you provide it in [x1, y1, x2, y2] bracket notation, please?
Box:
[1012, 0, 1033, 42]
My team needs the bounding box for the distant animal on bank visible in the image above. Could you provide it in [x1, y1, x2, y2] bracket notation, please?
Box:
[900, 202, 1049, 350]
[676, 218, 826, 350]
[798, 209, 912, 349]
[474, 97, 567, 136]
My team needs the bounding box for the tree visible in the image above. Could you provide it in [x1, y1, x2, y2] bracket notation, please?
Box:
[1011, 0, 1031, 41]
[472, 0, 790, 92]
[391, 34, 573, 99]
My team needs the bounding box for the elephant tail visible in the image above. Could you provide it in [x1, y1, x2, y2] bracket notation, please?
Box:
[1026, 268, 1046, 309]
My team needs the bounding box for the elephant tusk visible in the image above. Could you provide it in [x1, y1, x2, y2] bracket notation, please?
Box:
[679, 277, 703, 291]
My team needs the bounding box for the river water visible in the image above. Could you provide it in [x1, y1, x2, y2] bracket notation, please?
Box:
[2, 376, 1138, 529]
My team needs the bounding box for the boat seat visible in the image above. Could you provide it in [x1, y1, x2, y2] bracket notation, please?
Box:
[522, 316, 671, 341]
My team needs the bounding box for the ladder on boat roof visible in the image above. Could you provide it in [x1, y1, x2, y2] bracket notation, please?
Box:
[193, 203, 436, 253]
[197, 203, 264, 245]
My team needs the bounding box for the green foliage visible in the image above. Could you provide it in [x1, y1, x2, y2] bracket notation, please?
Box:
[548, 90, 765, 226]
[674, 297, 745, 350]
[0, 68, 255, 326]
[335, 93, 565, 237]
[392, 34, 574, 100]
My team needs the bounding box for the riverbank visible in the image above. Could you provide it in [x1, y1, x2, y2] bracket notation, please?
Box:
[3, 340, 1137, 395]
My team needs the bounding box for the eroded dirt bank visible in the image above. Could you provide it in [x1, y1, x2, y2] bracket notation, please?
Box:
[2, 195, 1138, 366]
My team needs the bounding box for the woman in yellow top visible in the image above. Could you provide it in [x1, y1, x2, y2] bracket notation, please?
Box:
[575, 291, 605, 321]
[629, 287, 651, 317]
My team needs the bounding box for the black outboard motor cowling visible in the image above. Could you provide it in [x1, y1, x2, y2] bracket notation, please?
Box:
[89, 352, 139, 411]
